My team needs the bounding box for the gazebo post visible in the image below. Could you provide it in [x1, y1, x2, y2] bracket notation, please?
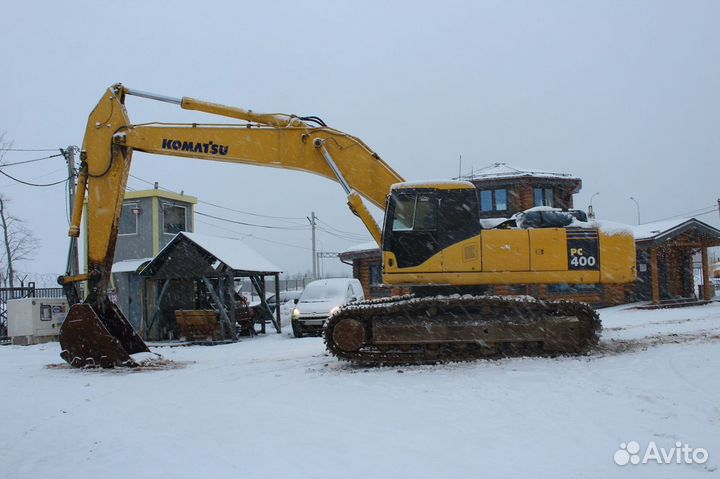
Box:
[274, 272, 281, 333]
[202, 277, 237, 341]
[650, 247, 660, 305]
[701, 245, 712, 300]
[227, 271, 236, 332]
[146, 279, 171, 339]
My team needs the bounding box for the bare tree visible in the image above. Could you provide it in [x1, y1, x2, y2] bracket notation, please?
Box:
[0, 195, 40, 289]
[0, 135, 41, 288]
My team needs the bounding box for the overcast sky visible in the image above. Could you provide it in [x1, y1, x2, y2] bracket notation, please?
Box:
[1, 0, 719, 284]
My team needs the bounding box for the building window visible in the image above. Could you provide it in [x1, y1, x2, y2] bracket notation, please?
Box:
[163, 204, 187, 234]
[369, 263, 382, 286]
[534, 187, 554, 207]
[119, 203, 138, 235]
[479, 188, 508, 213]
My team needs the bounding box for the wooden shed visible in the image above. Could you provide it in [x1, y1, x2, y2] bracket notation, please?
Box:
[139, 232, 283, 341]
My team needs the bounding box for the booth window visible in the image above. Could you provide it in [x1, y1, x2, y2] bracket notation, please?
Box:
[119, 203, 138, 235]
[163, 204, 187, 234]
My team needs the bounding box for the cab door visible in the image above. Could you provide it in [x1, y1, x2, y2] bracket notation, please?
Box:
[383, 191, 440, 269]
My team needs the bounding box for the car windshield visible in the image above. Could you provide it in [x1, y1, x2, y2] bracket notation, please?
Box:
[300, 282, 347, 301]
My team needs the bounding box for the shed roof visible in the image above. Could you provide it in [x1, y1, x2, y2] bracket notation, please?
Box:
[112, 257, 153, 274]
[338, 241, 381, 261]
[341, 241, 380, 255]
[632, 218, 720, 246]
[140, 232, 281, 278]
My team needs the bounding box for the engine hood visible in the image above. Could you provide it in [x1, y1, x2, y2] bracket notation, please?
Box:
[295, 298, 343, 316]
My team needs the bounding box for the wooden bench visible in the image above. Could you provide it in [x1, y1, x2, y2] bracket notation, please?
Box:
[174, 310, 220, 341]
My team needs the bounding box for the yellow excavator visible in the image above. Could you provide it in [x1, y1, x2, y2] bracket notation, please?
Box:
[58, 84, 636, 367]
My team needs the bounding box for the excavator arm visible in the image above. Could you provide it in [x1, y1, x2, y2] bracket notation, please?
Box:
[59, 84, 402, 367]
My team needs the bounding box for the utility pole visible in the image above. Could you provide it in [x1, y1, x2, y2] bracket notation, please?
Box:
[61, 146, 80, 302]
[630, 196, 641, 225]
[308, 211, 317, 280]
[588, 192, 600, 219]
[316, 251, 340, 279]
[717, 198, 720, 221]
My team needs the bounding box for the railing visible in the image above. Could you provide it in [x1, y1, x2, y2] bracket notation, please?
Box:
[0, 283, 65, 339]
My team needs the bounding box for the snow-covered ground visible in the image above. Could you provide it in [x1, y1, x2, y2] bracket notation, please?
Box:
[1, 303, 719, 478]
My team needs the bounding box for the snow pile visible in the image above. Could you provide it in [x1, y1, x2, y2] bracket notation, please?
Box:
[478, 206, 634, 237]
[589, 219, 635, 236]
[129, 351, 164, 365]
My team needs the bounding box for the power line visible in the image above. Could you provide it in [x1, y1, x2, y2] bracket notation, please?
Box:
[0, 168, 69, 187]
[131, 179, 314, 238]
[316, 226, 370, 242]
[243, 234, 312, 251]
[197, 199, 307, 223]
[195, 210, 310, 230]
[0, 167, 67, 189]
[315, 217, 369, 240]
[0, 153, 64, 167]
[129, 173, 307, 223]
[196, 218, 312, 251]
[691, 210, 718, 218]
[0, 147, 60, 152]
[129, 172, 366, 240]
[647, 204, 718, 223]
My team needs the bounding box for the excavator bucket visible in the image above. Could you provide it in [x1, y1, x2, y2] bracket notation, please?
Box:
[59, 300, 149, 368]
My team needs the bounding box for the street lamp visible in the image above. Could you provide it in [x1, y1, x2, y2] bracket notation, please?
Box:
[588, 192, 600, 219]
[630, 196, 640, 225]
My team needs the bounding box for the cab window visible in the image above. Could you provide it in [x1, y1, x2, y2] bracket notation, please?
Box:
[391, 194, 437, 232]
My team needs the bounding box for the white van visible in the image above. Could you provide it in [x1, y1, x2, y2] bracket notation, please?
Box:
[291, 278, 365, 337]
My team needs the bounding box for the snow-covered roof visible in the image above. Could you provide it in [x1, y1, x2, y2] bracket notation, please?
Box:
[112, 258, 153, 273]
[459, 162, 579, 181]
[141, 231, 281, 275]
[631, 218, 720, 243]
[632, 218, 691, 241]
[180, 232, 281, 272]
[340, 241, 380, 255]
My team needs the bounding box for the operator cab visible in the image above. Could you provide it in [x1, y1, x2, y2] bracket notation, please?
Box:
[382, 181, 480, 268]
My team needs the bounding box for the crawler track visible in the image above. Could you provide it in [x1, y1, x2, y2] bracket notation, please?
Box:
[324, 294, 600, 365]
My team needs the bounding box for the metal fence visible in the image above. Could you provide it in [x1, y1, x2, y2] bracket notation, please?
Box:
[0, 283, 65, 339]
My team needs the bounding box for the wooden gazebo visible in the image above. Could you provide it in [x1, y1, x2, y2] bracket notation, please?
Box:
[139, 232, 282, 341]
[634, 218, 720, 304]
